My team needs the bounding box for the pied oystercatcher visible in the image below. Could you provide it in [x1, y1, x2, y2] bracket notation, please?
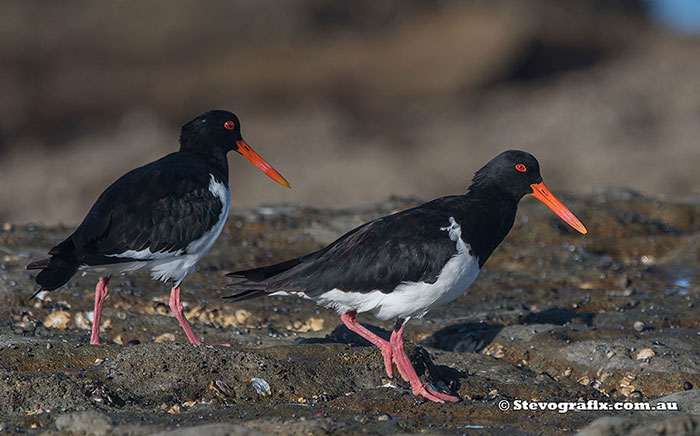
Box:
[226, 150, 586, 402]
[27, 110, 290, 345]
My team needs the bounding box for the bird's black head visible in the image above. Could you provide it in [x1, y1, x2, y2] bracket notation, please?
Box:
[180, 110, 243, 153]
[469, 150, 587, 234]
[179, 110, 290, 188]
[469, 150, 542, 199]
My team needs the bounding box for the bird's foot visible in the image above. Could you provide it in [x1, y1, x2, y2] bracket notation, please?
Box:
[185, 335, 203, 345]
[389, 321, 459, 403]
[412, 384, 459, 403]
[413, 385, 459, 403]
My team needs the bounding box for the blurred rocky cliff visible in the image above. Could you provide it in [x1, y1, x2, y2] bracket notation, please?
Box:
[1, 0, 699, 224]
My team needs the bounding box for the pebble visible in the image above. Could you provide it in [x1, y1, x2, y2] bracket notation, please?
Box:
[251, 377, 271, 396]
[43, 310, 71, 329]
[154, 333, 175, 343]
[635, 348, 655, 360]
[633, 321, 645, 332]
[683, 382, 693, 391]
[210, 380, 236, 398]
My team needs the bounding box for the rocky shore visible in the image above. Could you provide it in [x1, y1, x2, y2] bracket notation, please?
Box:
[1, 189, 699, 435]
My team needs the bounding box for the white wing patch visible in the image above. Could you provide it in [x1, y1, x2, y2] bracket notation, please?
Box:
[440, 216, 464, 248]
[185, 174, 230, 256]
[106, 248, 183, 260]
[315, 216, 480, 320]
[95, 174, 230, 286]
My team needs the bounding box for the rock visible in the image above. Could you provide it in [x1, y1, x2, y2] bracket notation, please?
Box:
[644, 415, 700, 436]
[154, 333, 176, 343]
[74, 312, 92, 330]
[651, 390, 700, 415]
[575, 416, 635, 436]
[150, 423, 264, 436]
[633, 321, 645, 332]
[251, 377, 271, 396]
[54, 410, 112, 436]
[0, 334, 43, 346]
[635, 348, 655, 360]
[43, 310, 71, 329]
[210, 380, 236, 399]
[577, 415, 700, 436]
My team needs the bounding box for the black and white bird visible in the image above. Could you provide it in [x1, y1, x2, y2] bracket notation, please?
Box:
[27, 110, 290, 345]
[226, 150, 586, 403]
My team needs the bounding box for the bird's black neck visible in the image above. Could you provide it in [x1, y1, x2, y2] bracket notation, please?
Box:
[452, 184, 520, 267]
[179, 146, 230, 182]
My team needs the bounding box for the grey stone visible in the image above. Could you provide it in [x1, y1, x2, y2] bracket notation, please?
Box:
[651, 390, 700, 415]
[54, 410, 112, 436]
[576, 415, 700, 436]
[150, 423, 265, 436]
[575, 416, 635, 436]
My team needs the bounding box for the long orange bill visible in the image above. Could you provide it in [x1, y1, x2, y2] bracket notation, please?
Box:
[236, 139, 291, 189]
[530, 182, 587, 234]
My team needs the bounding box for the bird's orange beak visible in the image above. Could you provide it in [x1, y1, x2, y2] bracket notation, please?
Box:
[236, 140, 291, 189]
[530, 182, 587, 234]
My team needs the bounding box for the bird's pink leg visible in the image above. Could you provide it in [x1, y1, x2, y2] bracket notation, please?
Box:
[90, 276, 111, 345]
[390, 322, 459, 403]
[168, 286, 202, 345]
[340, 311, 395, 378]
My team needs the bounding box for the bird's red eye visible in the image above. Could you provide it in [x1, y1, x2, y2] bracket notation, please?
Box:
[515, 163, 527, 172]
[224, 121, 235, 130]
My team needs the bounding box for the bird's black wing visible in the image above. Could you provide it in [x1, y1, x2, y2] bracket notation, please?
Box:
[56, 153, 226, 266]
[227, 198, 468, 299]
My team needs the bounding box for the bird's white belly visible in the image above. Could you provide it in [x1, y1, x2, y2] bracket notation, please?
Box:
[315, 249, 479, 320]
[313, 216, 480, 320]
[86, 254, 205, 286]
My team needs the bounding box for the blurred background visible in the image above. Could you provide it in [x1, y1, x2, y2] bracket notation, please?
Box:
[1, 0, 699, 225]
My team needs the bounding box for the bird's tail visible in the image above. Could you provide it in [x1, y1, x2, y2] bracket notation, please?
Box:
[225, 257, 303, 302]
[226, 257, 302, 281]
[26, 258, 50, 270]
[225, 274, 272, 302]
[26, 253, 78, 298]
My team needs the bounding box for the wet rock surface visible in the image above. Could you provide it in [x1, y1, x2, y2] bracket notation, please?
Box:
[0, 189, 699, 435]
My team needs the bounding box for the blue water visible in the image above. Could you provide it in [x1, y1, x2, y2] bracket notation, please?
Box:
[647, 0, 700, 34]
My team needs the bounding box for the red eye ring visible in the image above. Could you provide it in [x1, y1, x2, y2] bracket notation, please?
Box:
[224, 121, 235, 130]
[515, 163, 527, 172]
